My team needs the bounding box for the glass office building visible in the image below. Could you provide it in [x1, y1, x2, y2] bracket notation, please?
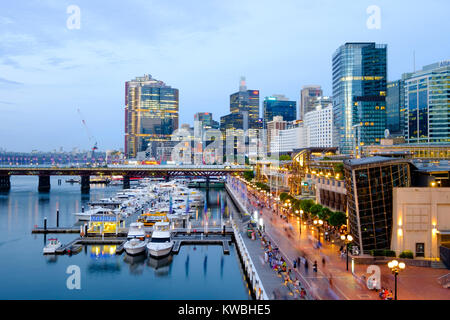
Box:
[263, 95, 296, 128]
[224, 77, 260, 130]
[344, 157, 411, 253]
[332, 43, 387, 155]
[125, 74, 179, 158]
[386, 80, 406, 136]
[404, 61, 450, 144]
[300, 85, 323, 121]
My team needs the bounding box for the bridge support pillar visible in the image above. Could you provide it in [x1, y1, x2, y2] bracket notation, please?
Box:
[81, 175, 90, 194]
[123, 175, 130, 189]
[0, 175, 11, 192]
[38, 175, 51, 192]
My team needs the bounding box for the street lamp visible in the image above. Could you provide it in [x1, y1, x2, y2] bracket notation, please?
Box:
[340, 233, 353, 271]
[387, 260, 406, 300]
[313, 219, 323, 241]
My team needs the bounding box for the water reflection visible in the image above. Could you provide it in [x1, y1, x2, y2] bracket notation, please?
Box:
[90, 245, 117, 259]
[147, 255, 173, 277]
[123, 253, 146, 275]
[185, 254, 189, 278]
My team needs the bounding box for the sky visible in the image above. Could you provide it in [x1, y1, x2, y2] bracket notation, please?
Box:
[0, 0, 449, 152]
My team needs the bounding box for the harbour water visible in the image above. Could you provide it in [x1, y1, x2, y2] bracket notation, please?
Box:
[0, 176, 251, 299]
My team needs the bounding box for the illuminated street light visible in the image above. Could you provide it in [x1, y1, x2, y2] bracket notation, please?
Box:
[388, 260, 405, 300]
[340, 233, 353, 271]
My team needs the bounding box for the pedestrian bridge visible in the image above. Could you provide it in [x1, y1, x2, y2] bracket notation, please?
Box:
[0, 164, 251, 192]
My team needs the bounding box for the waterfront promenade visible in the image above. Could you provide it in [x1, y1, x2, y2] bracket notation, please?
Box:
[227, 184, 310, 300]
[228, 177, 450, 300]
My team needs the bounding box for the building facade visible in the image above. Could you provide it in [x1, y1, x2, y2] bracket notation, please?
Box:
[221, 77, 260, 131]
[270, 121, 309, 154]
[304, 104, 333, 148]
[263, 95, 296, 128]
[344, 157, 411, 254]
[125, 74, 179, 158]
[300, 85, 323, 121]
[404, 61, 450, 144]
[391, 187, 450, 260]
[386, 80, 406, 137]
[332, 42, 387, 155]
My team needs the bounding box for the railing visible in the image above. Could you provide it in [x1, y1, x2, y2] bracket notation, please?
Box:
[231, 220, 269, 300]
[0, 164, 250, 170]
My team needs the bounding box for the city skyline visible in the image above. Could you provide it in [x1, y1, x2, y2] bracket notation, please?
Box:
[1, 0, 450, 151]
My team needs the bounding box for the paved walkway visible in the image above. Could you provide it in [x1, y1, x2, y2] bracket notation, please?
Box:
[227, 185, 309, 300]
[228, 178, 450, 300]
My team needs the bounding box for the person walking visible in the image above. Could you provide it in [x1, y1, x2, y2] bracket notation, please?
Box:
[313, 261, 318, 272]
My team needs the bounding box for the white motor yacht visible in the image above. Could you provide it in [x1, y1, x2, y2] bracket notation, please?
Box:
[127, 222, 146, 240]
[43, 238, 62, 254]
[147, 222, 173, 258]
[73, 207, 112, 221]
[124, 238, 147, 255]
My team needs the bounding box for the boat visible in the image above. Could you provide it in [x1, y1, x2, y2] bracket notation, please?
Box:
[137, 212, 169, 227]
[73, 207, 113, 221]
[127, 222, 146, 240]
[124, 238, 147, 255]
[147, 222, 173, 258]
[43, 238, 62, 254]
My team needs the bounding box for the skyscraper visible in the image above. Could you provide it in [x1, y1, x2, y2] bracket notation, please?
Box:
[263, 95, 296, 128]
[386, 80, 406, 137]
[403, 61, 450, 144]
[221, 77, 260, 131]
[300, 85, 322, 121]
[125, 74, 179, 158]
[332, 42, 387, 155]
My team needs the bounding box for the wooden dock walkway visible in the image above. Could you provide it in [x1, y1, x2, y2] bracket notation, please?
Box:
[53, 237, 127, 255]
[33, 227, 80, 234]
[171, 234, 232, 254]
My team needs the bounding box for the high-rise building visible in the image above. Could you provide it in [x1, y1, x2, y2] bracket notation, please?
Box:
[263, 95, 296, 128]
[266, 116, 287, 153]
[270, 120, 309, 154]
[221, 77, 260, 131]
[403, 61, 450, 144]
[300, 85, 323, 121]
[304, 103, 333, 148]
[386, 80, 406, 137]
[125, 74, 179, 158]
[194, 112, 219, 130]
[332, 42, 387, 155]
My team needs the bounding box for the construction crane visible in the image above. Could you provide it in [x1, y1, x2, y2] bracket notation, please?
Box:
[77, 108, 98, 156]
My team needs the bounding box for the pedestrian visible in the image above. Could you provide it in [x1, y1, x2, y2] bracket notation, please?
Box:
[313, 260, 318, 272]
[297, 257, 301, 269]
[322, 257, 326, 267]
[300, 288, 306, 299]
[293, 259, 297, 269]
[304, 259, 309, 270]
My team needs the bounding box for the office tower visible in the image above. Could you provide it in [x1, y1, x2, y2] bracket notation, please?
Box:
[386, 80, 406, 137]
[403, 61, 450, 144]
[125, 74, 179, 158]
[332, 42, 387, 155]
[304, 103, 333, 148]
[344, 157, 411, 253]
[194, 112, 219, 130]
[263, 95, 296, 128]
[221, 77, 260, 131]
[270, 120, 309, 153]
[266, 116, 287, 153]
[300, 86, 323, 121]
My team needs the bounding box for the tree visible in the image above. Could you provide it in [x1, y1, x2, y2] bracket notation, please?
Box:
[318, 207, 332, 221]
[243, 170, 254, 182]
[279, 192, 289, 202]
[333, 163, 344, 178]
[300, 199, 314, 214]
[279, 154, 291, 161]
[309, 204, 323, 218]
[328, 211, 347, 227]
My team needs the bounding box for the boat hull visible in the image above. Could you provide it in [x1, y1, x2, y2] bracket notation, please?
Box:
[147, 243, 173, 258]
[124, 242, 147, 256]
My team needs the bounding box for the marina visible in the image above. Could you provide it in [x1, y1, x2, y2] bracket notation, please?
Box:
[0, 176, 252, 299]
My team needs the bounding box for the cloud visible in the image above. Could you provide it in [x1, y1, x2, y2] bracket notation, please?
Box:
[0, 77, 23, 85]
[0, 100, 15, 105]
